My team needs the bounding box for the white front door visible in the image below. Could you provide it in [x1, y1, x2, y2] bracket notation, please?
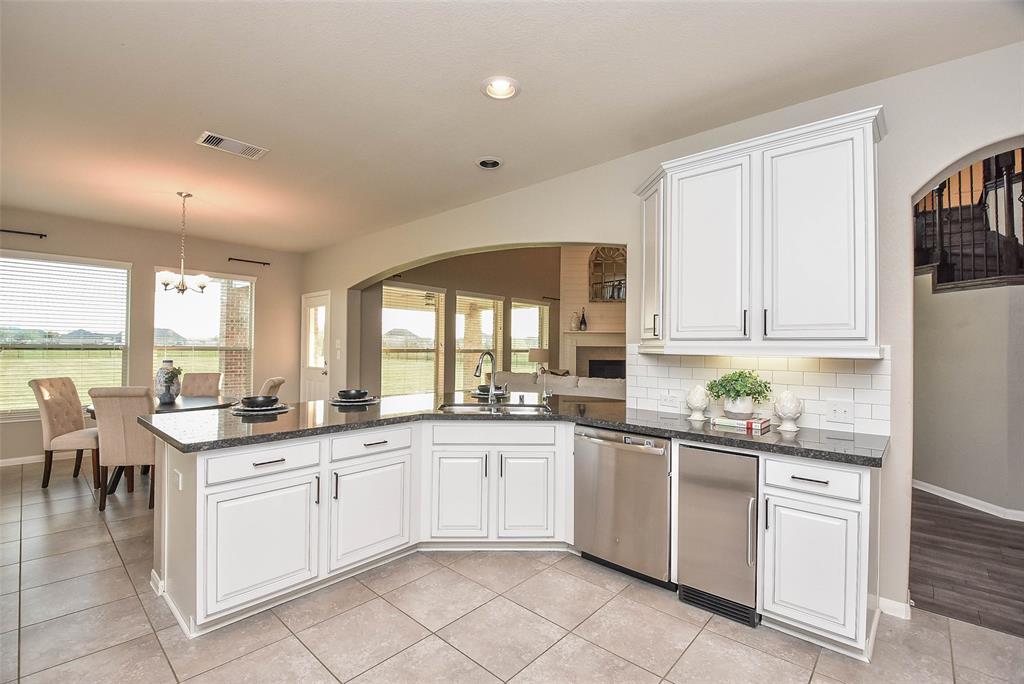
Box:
[300, 291, 331, 401]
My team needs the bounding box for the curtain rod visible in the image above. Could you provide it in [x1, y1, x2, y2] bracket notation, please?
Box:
[1, 228, 47, 239]
[228, 257, 270, 267]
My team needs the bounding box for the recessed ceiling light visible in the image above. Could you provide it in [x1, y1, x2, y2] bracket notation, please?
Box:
[481, 76, 519, 100]
[477, 156, 503, 169]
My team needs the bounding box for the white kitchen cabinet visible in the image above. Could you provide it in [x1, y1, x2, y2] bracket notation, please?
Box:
[204, 472, 319, 615]
[762, 494, 859, 640]
[667, 154, 751, 340]
[431, 451, 489, 537]
[762, 127, 873, 340]
[497, 450, 555, 537]
[639, 177, 664, 341]
[635, 107, 885, 358]
[328, 452, 411, 571]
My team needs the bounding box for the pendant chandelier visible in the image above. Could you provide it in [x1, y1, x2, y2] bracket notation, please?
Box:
[159, 191, 209, 295]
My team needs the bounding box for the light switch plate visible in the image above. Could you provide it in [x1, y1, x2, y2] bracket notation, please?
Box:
[825, 400, 855, 424]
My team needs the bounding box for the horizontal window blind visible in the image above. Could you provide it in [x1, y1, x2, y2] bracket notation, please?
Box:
[380, 284, 444, 398]
[455, 293, 503, 391]
[511, 300, 550, 373]
[0, 254, 129, 415]
[153, 274, 255, 398]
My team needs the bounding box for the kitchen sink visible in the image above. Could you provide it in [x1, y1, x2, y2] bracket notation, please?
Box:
[437, 403, 551, 416]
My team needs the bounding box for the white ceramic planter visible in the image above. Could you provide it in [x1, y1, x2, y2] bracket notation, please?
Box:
[723, 396, 755, 419]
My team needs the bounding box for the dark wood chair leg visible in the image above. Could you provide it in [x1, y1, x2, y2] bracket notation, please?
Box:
[41, 450, 53, 488]
[98, 466, 108, 511]
[149, 467, 156, 510]
[126, 466, 135, 493]
[73, 449, 83, 478]
[91, 449, 101, 489]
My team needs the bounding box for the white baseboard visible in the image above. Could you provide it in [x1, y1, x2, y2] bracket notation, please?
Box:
[878, 597, 911, 620]
[0, 452, 79, 467]
[913, 479, 1024, 522]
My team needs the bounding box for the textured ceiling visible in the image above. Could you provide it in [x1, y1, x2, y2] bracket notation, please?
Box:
[2, 1, 1022, 252]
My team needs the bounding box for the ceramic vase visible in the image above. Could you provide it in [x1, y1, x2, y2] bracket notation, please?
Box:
[686, 385, 709, 422]
[155, 360, 180, 405]
[723, 396, 755, 420]
[774, 390, 804, 432]
[570, 311, 581, 331]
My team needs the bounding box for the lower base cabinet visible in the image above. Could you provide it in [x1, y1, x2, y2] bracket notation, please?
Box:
[497, 451, 555, 537]
[762, 495, 860, 640]
[204, 471, 320, 615]
[431, 451, 489, 537]
[329, 452, 412, 571]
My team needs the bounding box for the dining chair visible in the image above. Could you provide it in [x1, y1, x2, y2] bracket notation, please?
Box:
[28, 377, 100, 489]
[180, 372, 221, 397]
[87, 387, 156, 511]
[257, 376, 286, 396]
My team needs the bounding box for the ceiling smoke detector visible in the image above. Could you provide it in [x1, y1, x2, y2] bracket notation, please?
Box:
[477, 157, 503, 170]
[195, 131, 269, 160]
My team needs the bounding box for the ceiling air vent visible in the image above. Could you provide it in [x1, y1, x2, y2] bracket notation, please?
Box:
[195, 131, 269, 160]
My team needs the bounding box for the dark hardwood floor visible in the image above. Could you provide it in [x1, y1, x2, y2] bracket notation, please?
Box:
[910, 487, 1024, 637]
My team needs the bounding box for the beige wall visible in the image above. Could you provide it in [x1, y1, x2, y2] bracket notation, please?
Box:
[0, 207, 303, 462]
[913, 275, 1024, 511]
[302, 42, 1024, 609]
[356, 247, 561, 396]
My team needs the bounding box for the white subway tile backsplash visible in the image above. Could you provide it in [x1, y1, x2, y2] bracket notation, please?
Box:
[837, 373, 871, 389]
[819, 359, 855, 373]
[854, 389, 890, 405]
[789, 358, 820, 372]
[625, 353, 891, 436]
[820, 387, 854, 402]
[803, 372, 837, 387]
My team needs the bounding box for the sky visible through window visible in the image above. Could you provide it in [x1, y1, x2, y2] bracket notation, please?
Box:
[153, 277, 225, 342]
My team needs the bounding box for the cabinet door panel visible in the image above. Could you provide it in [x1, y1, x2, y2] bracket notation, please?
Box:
[763, 130, 869, 339]
[640, 179, 664, 340]
[498, 451, 554, 537]
[432, 451, 488, 537]
[330, 453, 411, 571]
[205, 474, 318, 615]
[763, 495, 859, 639]
[669, 156, 750, 340]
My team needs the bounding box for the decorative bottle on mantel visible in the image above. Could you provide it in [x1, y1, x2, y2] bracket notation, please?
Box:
[579, 307, 588, 331]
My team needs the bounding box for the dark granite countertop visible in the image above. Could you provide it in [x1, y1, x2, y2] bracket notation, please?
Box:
[138, 392, 887, 467]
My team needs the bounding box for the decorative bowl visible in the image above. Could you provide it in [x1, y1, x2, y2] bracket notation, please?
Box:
[240, 395, 278, 409]
[338, 389, 369, 400]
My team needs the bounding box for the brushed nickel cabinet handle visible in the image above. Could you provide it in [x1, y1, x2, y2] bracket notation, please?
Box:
[252, 458, 286, 467]
[333, 472, 339, 500]
[746, 497, 756, 568]
[363, 440, 388, 447]
[314, 475, 320, 505]
[791, 475, 829, 486]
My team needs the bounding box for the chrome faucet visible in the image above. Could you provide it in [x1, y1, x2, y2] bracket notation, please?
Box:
[473, 351, 497, 403]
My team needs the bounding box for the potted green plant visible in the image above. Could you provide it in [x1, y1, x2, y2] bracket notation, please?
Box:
[705, 370, 772, 419]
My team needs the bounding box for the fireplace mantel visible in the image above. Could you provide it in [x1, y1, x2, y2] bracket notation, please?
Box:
[561, 330, 626, 375]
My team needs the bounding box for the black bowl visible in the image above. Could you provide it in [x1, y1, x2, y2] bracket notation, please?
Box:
[240, 395, 278, 409]
[477, 384, 491, 393]
[338, 389, 368, 400]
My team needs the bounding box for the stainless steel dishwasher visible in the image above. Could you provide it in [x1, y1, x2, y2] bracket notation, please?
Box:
[677, 444, 759, 626]
[573, 426, 671, 585]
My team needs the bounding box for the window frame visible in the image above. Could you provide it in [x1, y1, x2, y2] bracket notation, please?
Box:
[151, 266, 256, 397]
[0, 249, 132, 421]
[380, 280, 446, 398]
[454, 289, 505, 391]
[510, 297, 551, 373]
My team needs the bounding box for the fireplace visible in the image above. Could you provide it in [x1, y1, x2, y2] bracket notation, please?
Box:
[589, 359, 625, 379]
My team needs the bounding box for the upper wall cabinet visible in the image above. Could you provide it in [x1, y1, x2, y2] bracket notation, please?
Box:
[635, 107, 885, 358]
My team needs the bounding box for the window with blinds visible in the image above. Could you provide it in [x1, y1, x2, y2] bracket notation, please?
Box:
[0, 252, 130, 416]
[153, 273, 254, 398]
[380, 284, 444, 400]
[455, 293, 503, 391]
[511, 299, 550, 373]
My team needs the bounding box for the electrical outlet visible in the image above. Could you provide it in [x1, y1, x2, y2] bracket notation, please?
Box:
[826, 400, 855, 424]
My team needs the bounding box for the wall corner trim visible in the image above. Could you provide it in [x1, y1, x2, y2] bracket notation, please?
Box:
[912, 480, 1024, 522]
[878, 597, 912, 620]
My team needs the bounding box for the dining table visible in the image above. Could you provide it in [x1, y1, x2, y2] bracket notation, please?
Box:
[85, 395, 237, 494]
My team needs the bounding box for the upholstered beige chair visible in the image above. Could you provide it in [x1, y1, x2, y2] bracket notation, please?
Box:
[28, 377, 100, 489]
[257, 377, 286, 396]
[180, 372, 221, 397]
[88, 387, 156, 511]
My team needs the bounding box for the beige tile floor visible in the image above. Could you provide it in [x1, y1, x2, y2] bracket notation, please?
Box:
[2, 460, 1022, 683]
